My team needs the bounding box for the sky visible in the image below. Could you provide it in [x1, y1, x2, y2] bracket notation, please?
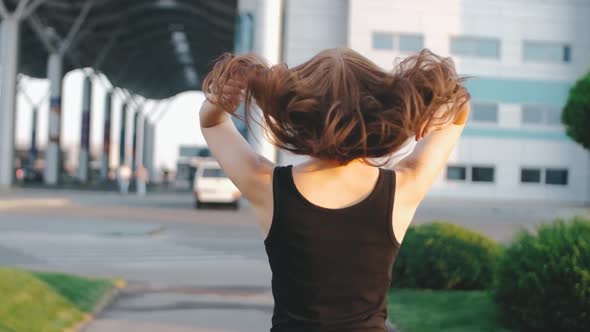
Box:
[16, 70, 207, 171]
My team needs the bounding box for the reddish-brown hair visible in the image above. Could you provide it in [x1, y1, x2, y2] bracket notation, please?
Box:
[202, 48, 469, 164]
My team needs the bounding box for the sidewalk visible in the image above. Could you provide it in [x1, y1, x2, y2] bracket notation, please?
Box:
[84, 282, 274, 332]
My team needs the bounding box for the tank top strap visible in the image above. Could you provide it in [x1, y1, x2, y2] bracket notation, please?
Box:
[265, 166, 291, 244]
[379, 168, 400, 247]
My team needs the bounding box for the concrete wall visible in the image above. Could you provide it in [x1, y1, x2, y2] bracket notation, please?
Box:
[282, 0, 349, 67]
[349, 0, 590, 202]
[279, 0, 349, 165]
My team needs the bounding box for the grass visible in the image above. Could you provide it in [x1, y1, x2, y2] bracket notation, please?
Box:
[0, 267, 114, 332]
[387, 289, 512, 332]
[33, 271, 114, 313]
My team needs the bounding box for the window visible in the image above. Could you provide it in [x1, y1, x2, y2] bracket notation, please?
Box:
[399, 34, 424, 52]
[522, 105, 562, 126]
[451, 36, 500, 58]
[472, 103, 498, 123]
[472, 166, 495, 182]
[372, 32, 394, 50]
[447, 166, 467, 181]
[522, 106, 544, 124]
[372, 32, 424, 52]
[545, 169, 568, 185]
[235, 13, 254, 54]
[545, 109, 562, 125]
[521, 168, 541, 183]
[203, 168, 226, 178]
[563, 45, 572, 62]
[523, 41, 571, 63]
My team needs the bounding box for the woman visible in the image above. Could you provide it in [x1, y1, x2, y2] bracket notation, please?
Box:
[199, 48, 470, 331]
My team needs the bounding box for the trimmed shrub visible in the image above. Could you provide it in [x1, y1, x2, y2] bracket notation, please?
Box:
[392, 221, 501, 290]
[494, 217, 590, 332]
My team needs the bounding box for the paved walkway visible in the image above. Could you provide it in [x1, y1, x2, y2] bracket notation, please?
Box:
[85, 283, 274, 332]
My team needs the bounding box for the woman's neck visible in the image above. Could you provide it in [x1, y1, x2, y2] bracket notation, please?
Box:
[299, 158, 373, 174]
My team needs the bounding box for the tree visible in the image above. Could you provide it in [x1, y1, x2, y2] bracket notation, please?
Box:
[563, 72, 590, 150]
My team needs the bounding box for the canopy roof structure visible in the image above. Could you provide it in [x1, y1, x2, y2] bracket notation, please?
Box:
[20, 0, 237, 99]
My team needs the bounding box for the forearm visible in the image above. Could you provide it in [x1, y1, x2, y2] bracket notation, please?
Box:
[199, 100, 232, 128]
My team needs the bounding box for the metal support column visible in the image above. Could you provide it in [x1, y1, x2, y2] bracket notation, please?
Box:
[44, 53, 63, 185]
[27, 0, 93, 185]
[143, 121, 155, 182]
[134, 111, 146, 196]
[17, 77, 47, 174]
[29, 106, 38, 168]
[0, 17, 20, 188]
[100, 90, 113, 179]
[118, 102, 128, 167]
[250, 0, 283, 163]
[77, 75, 92, 182]
[131, 111, 139, 171]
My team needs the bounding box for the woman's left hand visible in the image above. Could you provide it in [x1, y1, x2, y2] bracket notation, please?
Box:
[205, 79, 246, 114]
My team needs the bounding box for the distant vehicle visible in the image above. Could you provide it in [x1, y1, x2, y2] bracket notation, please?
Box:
[193, 161, 241, 209]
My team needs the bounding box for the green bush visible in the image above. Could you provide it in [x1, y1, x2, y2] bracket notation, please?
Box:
[494, 217, 590, 332]
[392, 222, 501, 290]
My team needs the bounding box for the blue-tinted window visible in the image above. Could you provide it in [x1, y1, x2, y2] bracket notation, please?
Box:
[472, 167, 495, 182]
[522, 105, 562, 126]
[235, 13, 254, 54]
[545, 109, 562, 125]
[373, 32, 423, 52]
[478, 39, 500, 58]
[472, 103, 498, 123]
[522, 106, 544, 124]
[563, 45, 571, 62]
[521, 168, 541, 183]
[399, 34, 424, 52]
[203, 168, 226, 178]
[447, 166, 467, 181]
[373, 32, 394, 50]
[523, 41, 571, 63]
[545, 169, 568, 185]
[451, 37, 500, 58]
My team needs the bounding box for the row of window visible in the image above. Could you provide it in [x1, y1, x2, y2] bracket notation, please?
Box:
[447, 165, 569, 185]
[372, 33, 424, 53]
[372, 32, 572, 63]
[471, 104, 562, 126]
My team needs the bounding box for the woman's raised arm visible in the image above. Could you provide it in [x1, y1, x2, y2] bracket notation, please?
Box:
[199, 80, 274, 210]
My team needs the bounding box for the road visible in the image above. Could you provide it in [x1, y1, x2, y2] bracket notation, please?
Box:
[0, 189, 587, 331]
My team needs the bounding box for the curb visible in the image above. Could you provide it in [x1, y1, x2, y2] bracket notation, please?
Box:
[0, 198, 70, 211]
[67, 278, 127, 332]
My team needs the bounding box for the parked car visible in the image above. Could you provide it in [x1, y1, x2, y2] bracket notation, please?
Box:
[193, 161, 241, 209]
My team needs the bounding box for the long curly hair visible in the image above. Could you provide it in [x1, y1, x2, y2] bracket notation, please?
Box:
[202, 48, 470, 164]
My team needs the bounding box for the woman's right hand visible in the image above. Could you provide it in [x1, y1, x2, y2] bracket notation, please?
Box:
[416, 101, 470, 141]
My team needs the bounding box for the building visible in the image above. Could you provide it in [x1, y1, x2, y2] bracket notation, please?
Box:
[237, 0, 590, 203]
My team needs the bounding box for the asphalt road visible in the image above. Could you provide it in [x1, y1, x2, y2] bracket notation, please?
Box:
[0, 189, 587, 331]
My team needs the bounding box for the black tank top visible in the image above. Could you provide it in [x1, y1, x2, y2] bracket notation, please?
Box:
[264, 166, 400, 332]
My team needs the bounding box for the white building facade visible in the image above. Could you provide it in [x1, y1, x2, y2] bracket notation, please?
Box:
[239, 0, 590, 203]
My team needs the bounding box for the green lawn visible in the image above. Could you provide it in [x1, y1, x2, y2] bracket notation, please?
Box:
[0, 267, 114, 332]
[388, 289, 512, 332]
[34, 271, 114, 313]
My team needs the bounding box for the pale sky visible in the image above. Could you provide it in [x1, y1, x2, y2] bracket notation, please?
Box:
[16, 70, 207, 171]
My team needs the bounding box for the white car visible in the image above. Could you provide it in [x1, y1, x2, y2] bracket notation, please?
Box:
[193, 161, 241, 209]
